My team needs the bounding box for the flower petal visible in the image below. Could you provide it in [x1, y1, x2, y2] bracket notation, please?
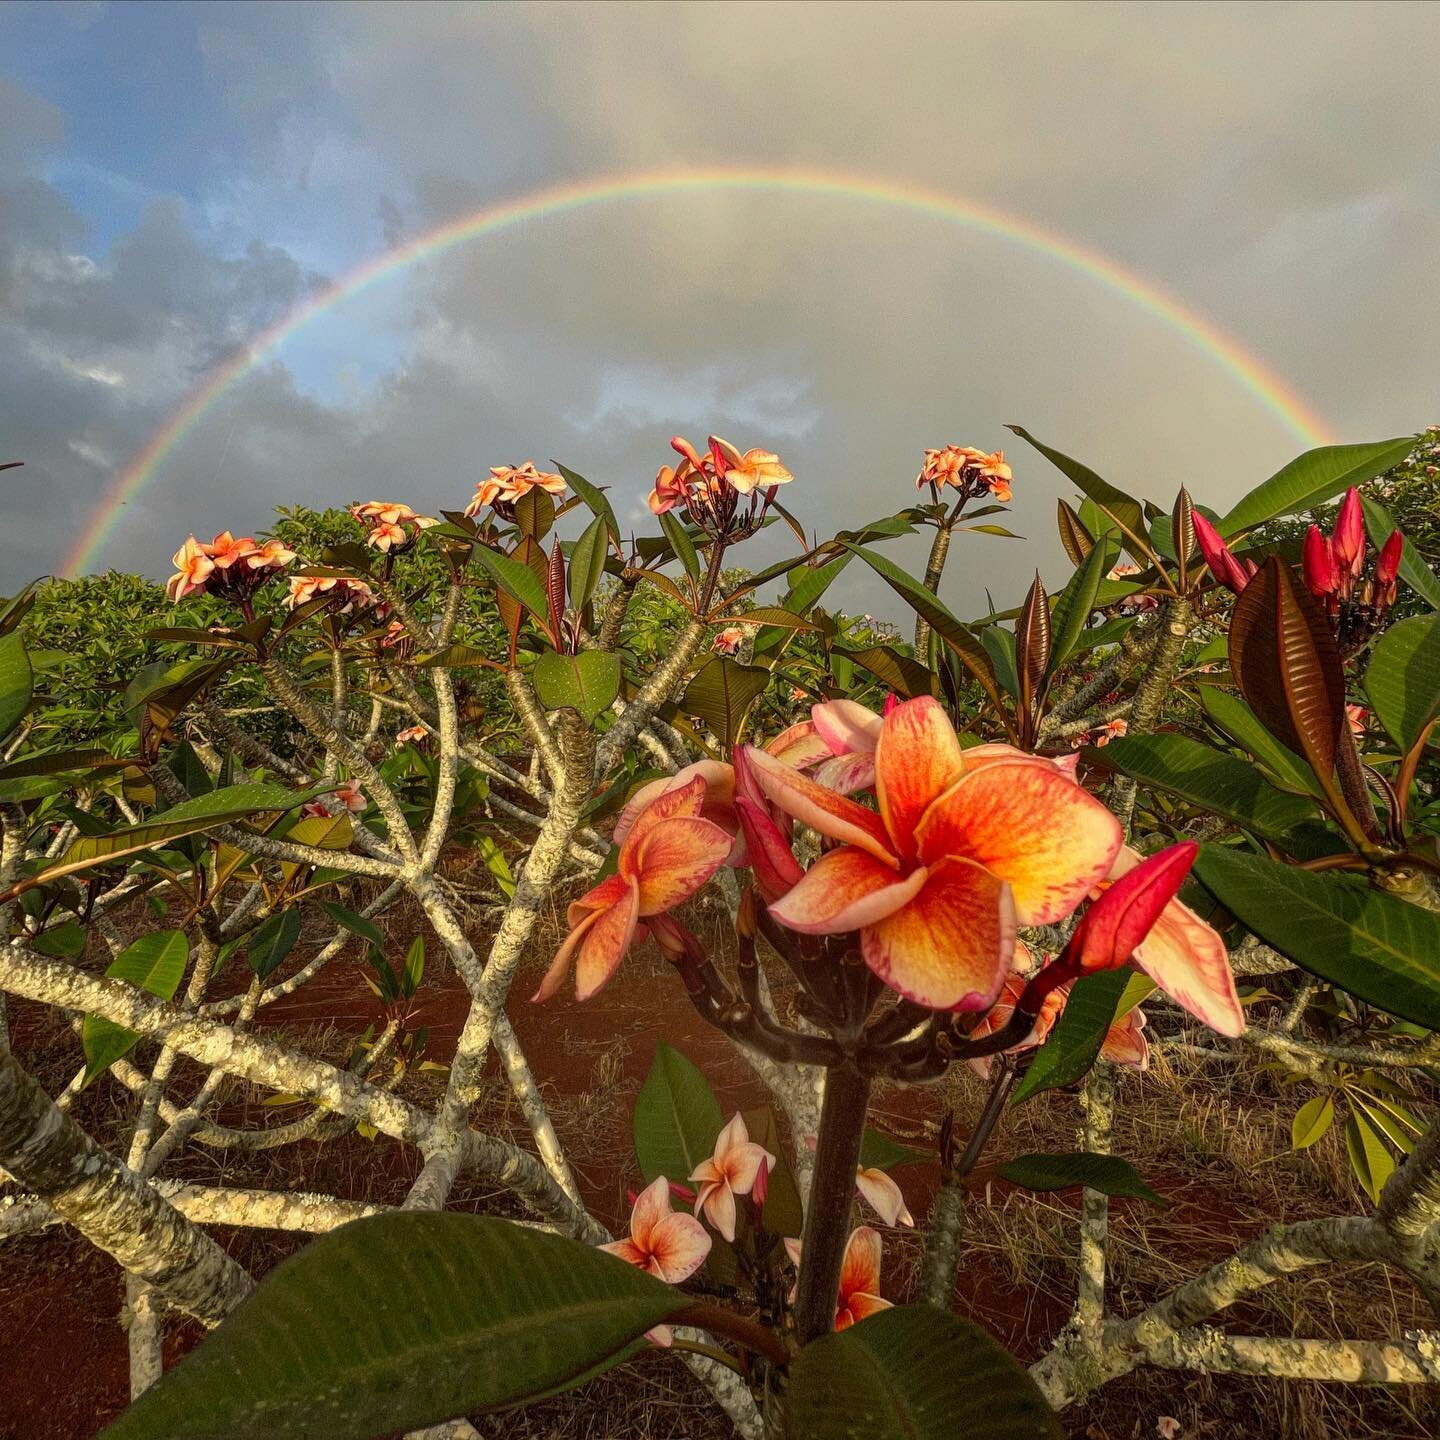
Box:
[1121, 860, 1244, 1037]
[735, 796, 805, 901]
[768, 848, 928, 934]
[875, 698, 967, 861]
[629, 817, 733, 914]
[714, 1112, 750, 1158]
[862, 857, 1015, 1011]
[766, 720, 834, 769]
[629, 1175, 672, 1252]
[623, 772, 708, 855]
[700, 1178, 737, 1242]
[574, 878, 640, 1001]
[649, 1211, 712, 1284]
[1100, 1007, 1150, 1068]
[566, 872, 633, 929]
[915, 760, 1122, 924]
[598, 1238, 647, 1268]
[813, 752, 877, 796]
[723, 1141, 777, 1197]
[741, 745, 895, 866]
[840, 1226, 883, 1299]
[855, 1167, 914, 1227]
[532, 907, 602, 1003]
[811, 699, 884, 757]
[842, 1291, 893, 1328]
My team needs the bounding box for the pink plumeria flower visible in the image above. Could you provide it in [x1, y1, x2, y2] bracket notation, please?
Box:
[535, 775, 733, 1002]
[395, 725, 428, 749]
[689, 1113, 776, 1242]
[713, 625, 746, 656]
[165, 536, 215, 602]
[332, 779, 366, 814]
[707, 436, 794, 496]
[855, 1167, 913, 1227]
[1099, 1005, 1150, 1068]
[1156, 1419, 1181, 1440]
[599, 1175, 710, 1346]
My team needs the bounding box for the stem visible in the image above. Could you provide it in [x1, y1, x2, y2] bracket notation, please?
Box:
[1110, 598, 1192, 831]
[673, 1302, 790, 1368]
[793, 1063, 871, 1345]
[913, 524, 952, 658]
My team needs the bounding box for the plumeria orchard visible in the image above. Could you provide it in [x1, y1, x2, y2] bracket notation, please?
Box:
[1, 422, 1439, 1439]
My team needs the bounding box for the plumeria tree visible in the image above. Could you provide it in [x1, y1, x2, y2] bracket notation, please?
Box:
[0, 424, 1438, 1439]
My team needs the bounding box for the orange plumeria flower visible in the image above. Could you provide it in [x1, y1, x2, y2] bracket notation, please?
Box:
[785, 1227, 892, 1330]
[708, 436, 794, 496]
[743, 697, 1122, 1010]
[245, 538, 296, 570]
[395, 725, 428, 749]
[165, 536, 216, 602]
[713, 625, 746, 655]
[464, 462, 566, 516]
[535, 775, 733, 1002]
[689, 1113, 777, 1242]
[855, 1167, 913, 1227]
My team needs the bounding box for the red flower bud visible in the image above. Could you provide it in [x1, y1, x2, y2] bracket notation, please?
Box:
[751, 1157, 770, 1209]
[1302, 525, 1339, 598]
[1375, 530, 1403, 587]
[1192, 511, 1251, 596]
[1331, 487, 1366, 578]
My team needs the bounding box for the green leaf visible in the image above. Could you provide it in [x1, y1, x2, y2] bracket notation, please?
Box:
[1007, 425, 1153, 565]
[1199, 689, 1324, 798]
[1365, 614, 1440, 755]
[726, 606, 819, 633]
[567, 515, 609, 613]
[843, 645, 940, 700]
[82, 929, 189, 1085]
[681, 657, 771, 751]
[996, 1152, 1165, 1205]
[1219, 437, 1415, 537]
[100, 1213, 689, 1440]
[1011, 970, 1130, 1105]
[404, 934, 425, 995]
[1195, 845, 1440, 1029]
[1346, 1111, 1396, 1205]
[33, 922, 87, 957]
[531, 651, 621, 724]
[248, 908, 301, 980]
[319, 901, 386, 951]
[469, 544, 551, 623]
[784, 1306, 1060, 1440]
[1291, 1094, 1336, 1151]
[0, 632, 33, 741]
[858, 1127, 930, 1171]
[1089, 733, 1319, 843]
[555, 463, 621, 546]
[657, 510, 701, 582]
[0, 748, 115, 780]
[843, 545, 1007, 716]
[1047, 540, 1109, 673]
[633, 1041, 723, 1185]
[1361, 493, 1440, 611]
[979, 625, 1018, 700]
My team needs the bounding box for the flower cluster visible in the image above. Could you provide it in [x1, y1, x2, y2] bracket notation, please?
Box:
[165, 532, 295, 604]
[349, 501, 436, 553]
[464, 462, 566, 518]
[915, 445, 1013, 503]
[1302, 488, 1403, 653]
[647, 435, 793, 541]
[285, 574, 377, 615]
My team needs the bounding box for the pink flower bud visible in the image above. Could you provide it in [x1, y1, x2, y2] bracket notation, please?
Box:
[1331, 487, 1366, 578]
[1301, 525, 1339, 598]
[1375, 530, 1403, 587]
[1191, 511, 1250, 596]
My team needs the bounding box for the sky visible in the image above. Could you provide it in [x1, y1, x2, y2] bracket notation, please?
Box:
[1, 0, 1437, 619]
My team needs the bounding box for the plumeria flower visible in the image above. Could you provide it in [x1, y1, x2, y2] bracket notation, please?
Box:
[286, 575, 376, 614]
[647, 463, 690, 516]
[1100, 1004, 1149, 1068]
[784, 1228, 891, 1330]
[1346, 704, 1368, 737]
[713, 625, 746, 655]
[464, 461, 566, 516]
[689, 1113, 776, 1243]
[966, 945, 1069, 1076]
[244, 538, 296, 571]
[1093, 718, 1128, 748]
[915, 445, 1012, 500]
[351, 501, 437, 552]
[743, 696, 1123, 1011]
[395, 725, 429, 749]
[205, 531, 259, 570]
[707, 436, 794, 496]
[599, 1175, 710, 1346]
[1156, 1419, 1182, 1440]
[855, 1167, 913, 1227]
[535, 775, 733, 1002]
[165, 536, 215, 602]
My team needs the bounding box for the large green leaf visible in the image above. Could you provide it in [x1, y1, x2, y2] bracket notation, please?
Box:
[1195, 845, 1440, 1029]
[555, 462, 622, 546]
[1365, 614, 1440, 754]
[1011, 970, 1130, 1105]
[858, 1127, 929, 1170]
[1219, 437, 1415, 537]
[82, 929, 189, 1085]
[566, 515, 610, 613]
[532, 651, 622, 724]
[0, 632, 33, 741]
[469, 544, 550, 623]
[996, 1152, 1164, 1205]
[843, 545, 1006, 716]
[1007, 426, 1152, 565]
[844, 644, 941, 700]
[633, 1041, 724, 1185]
[657, 510, 701, 582]
[101, 1213, 687, 1440]
[681, 656, 771, 751]
[1090, 732, 1319, 842]
[247, 908, 302, 981]
[784, 1306, 1059, 1440]
[1198, 688, 1323, 797]
[1047, 539, 1109, 674]
[1361, 493, 1440, 611]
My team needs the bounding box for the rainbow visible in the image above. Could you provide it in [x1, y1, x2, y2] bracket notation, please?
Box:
[63, 165, 1337, 577]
